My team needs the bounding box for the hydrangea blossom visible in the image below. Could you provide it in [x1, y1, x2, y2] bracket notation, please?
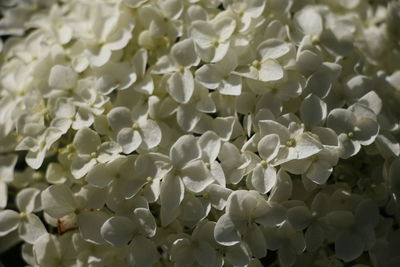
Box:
[0, 0, 400, 266]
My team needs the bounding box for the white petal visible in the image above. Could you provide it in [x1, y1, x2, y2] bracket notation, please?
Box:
[206, 184, 232, 210]
[358, 91, 382, 115]
[225, 243, 251, 266]
[179, 194, 205, 222]
[278, 246, 296, 267]
[160, 174, 184, 211]
[0, 210, 19, 236]
[100, 216, 134, 247]
[107, 107, 133, 133]
[71, 156, 97, 179]
[199, 131, 221, 162]
[258, 134, 280, 162]
[97, 141, 122, 163]
[210, 161, 226, 186]
[244, 224, 267, 258]
[0, 154, 18, 183]
[294, 7, 323, 36]
[117, 128, 142, 154]
[254, 202, 287, 227]
[194, 241, 216, 267]
[0, 182, 7, 209]
[354, 118, 379, 146]
[77, 210, 109, 244]
[41, 184, 76, 218]
[171, 39, 198, 67]
[130, 236, 158, 267]
[269, 169, 293, 202]
[139, 120, 162, 149]
[295, 133, 323, 159]
[181, 160, 215, 193]
[190, 20, 214, 47]
[177, 104, 201, 132]
[195, 65, 221, 89]
[167, 69, 194, 104]
[305, 63, 341, 98]
[355, 200, 379, 227]
[305, 223, 324, 252]
[338, 133, 360, 159]
[170, 135, 200, 168]
[258, 39, 290, 60]
[133, 208, 156, 238]
[73, 127, 101, 155]
[214, 16, 236, 41]
[213, 116, 235, 141]
[220, 75, 242, 96]
[86, 163, 113, 188]
[300, 94, 327, 128]
[214, 214, 241, 246]
[16, 188, 40, 213]
[281, 158, 312, 175]
[306, 160, 332, 184]
[18, 214, 47, 244]
[131, 48, 148, 77]
[25, 150, 46, 170]
[286, 206, 312, 231]
[335, 231, 364, 262]
[259, 59, 283, 82]
[259, 120, 290, 142]
[48, 65, 77, 90]
[251, 165, 277, 194]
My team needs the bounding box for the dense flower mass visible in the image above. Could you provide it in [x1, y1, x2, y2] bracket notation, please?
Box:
[0, 0, 400, 266]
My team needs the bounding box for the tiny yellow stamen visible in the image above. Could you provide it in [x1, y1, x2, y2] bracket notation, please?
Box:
[211, 39, 219, 47]
[20, 212, 28, 220]
[260, 160, 268, 168]
[132, 123, 140, 131]
[252, 60, 261, 69]
[286, 139, 296, 147]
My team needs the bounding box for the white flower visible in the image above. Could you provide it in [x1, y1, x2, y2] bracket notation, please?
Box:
[327, 104, 380, 159]
[100, 207, 156, 247]
[223, 0, 266, 32]
[16, 127, 63, 169]
[258, 120, 323, 164]
[190, 13, 237, 62]
[0, 188, 46, 244]
[170, 220, 221, 267]
[214, 190, 286, 256]
[107, 106, 161, 154]
[195, 50, 242, 96]
[263, 222, 306, 267]
[153, 38, 199, 104]
[249, 134, 280, 194]
[71, 127, 121, 178]
[33, 233, 77, 267]
[0, 154, 18, 209]
[326, 199, 380, 262]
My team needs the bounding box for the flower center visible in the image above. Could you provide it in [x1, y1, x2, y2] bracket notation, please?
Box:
[212, 39, 219, 47]
[20, 212, 28, 220]
[132, 123, 140, 131]
[347, 131, 354, 138]
[286, 138, 296, 147]
[252, 60, 261, 69]
[146, 176, 153, 184]
[260, 160, 268, 168]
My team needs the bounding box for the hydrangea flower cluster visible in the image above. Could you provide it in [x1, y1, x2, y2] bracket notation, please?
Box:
[1, 0, 400, 266]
